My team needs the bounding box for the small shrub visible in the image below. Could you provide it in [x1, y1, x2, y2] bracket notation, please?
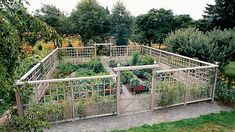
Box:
[143, 81, 151, 92]
[87, 59, 105, 73]
[190, 83, 210, 98]
[131, 51, 140, 65]
[109, 60, 117, 68]
[77, 101, 87, 118]
[120, 61, 130, 66]
[133, 70, 152, 79]
[57, 63, 78, 76]
[75, 68, 92, 77]
[130, 78, 140, 89]
[121, 71, 134, 84]
[134, 85, 145, 93]
[157, 82, 185, 107]
[143, 72, 152, 81]
[137, 55, 154, 65]
[216, 79, 235, 103]
[133, 70, 145, 78]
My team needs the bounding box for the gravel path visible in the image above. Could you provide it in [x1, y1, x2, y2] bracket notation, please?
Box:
[45, 101, 230, 132]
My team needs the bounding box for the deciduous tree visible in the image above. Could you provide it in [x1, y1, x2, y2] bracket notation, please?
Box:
[71, 0, 110, 44]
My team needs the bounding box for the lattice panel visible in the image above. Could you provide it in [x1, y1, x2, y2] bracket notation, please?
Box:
[186, 68, 214, 102]
[112, 46, 128, 57]
[141, 46, 209, 69]
[60, 47, 95, 58]
[155, 72, 186, 108]
[154, 67, 215, 108]
[20, 76, 117, 122]
[73, 78, 117, 118]
[127, 45, 140, 56]
[21, 49, 59, 82]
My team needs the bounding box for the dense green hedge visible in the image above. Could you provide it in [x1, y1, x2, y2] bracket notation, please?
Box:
[216, 78, 235, 103]
[165, 28, 235, 70]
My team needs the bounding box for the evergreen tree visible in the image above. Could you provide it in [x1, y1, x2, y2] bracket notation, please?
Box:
[203, 0, 235, 29]
[110, 1, 133, 45]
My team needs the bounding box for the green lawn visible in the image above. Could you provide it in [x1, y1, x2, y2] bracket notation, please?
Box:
[224, 61, 235, 79]
[113, 109, 235, 132]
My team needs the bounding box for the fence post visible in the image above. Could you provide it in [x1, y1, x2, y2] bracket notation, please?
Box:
[76, 48, 79, 59]
[158, 51, 161, 64]
[70, 81, 75, 121]
[15, 86, 23, 117]
[116, 63, 121, 115]
[184, 70, 190, 105]
[94, 45, 97, 58]
[151, 61, 157, 111]
[212, 62, 219, 102]
[126, 46, 129, 57]
[110, 44, 112, 57]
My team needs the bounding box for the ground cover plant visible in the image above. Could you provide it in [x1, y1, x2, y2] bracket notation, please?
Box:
[113, 109, 235, 132]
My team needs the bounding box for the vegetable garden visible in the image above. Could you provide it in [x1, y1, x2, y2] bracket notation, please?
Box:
[15, 44, 218, 123]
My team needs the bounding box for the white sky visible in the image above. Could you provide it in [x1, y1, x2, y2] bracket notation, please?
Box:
[26, 0, 215, 20]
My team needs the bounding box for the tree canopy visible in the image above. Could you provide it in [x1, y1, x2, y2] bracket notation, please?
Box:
[0, 0, 60, 104]
[110, 1, 133, 45]
[35, 4, 73, 35]
[202, 0, 235, 30]
[70, 0, 110, 44]
[134, 8, 175, 46]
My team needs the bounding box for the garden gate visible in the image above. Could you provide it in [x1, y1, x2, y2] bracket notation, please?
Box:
[114, 64, 159, 114]
[94, 43, 113, 57]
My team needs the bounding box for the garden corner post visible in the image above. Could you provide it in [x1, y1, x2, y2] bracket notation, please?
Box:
[15, 85, 23, 117]
[116, 63, 121, 115]
[151, 61, 157, 111]
[70, 81, 75, 121]
[212, 62, 219, 102]
[184, 70, 190, 105]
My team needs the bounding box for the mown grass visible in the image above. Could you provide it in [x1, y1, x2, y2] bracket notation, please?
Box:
[113, 109, 235, 132]
[224, 61, 235, 79]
